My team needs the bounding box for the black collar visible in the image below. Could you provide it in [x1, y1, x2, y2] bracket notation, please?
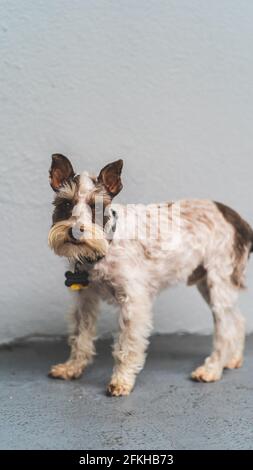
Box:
[65, 262, 90, 289]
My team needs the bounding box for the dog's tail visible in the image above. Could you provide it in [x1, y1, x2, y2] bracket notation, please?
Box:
[214, 202, 253, 287]
[233, 222, 253, 288]
[215, 202, 253, 254]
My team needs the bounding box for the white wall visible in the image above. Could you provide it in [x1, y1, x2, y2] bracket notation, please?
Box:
[1, 0, 253, 343]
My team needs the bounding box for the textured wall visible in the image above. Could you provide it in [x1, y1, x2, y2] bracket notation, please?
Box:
[1, 0, 253, 343]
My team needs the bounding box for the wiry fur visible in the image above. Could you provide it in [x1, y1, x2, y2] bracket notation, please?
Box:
[48, 219, 108, 261]
[48, 156, 253, 396]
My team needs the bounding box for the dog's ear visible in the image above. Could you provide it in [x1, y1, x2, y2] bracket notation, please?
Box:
[49, 154, 75, 191]
[97, 159, 123, 197]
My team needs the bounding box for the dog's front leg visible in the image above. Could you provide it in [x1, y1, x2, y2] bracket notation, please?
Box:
[107, 294, 153, 396]
[49, 288, 99, 380]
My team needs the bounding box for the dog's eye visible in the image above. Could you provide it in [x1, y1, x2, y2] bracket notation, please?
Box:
[90, 202, 103, 213]
[60, 200, 72, 209]
[59, 200, 73, 214]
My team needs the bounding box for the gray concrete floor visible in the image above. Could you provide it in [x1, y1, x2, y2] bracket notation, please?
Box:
[0, 334, 253, 450]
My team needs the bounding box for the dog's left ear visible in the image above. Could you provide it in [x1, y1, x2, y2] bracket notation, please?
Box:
[97, 159, 123, 197]
[49, 154, 75, 191]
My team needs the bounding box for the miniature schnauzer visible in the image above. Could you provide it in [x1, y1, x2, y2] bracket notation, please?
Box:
[48, 154, 252, 396]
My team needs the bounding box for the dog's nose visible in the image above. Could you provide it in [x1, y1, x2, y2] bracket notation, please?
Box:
[70, 224, 87, 241]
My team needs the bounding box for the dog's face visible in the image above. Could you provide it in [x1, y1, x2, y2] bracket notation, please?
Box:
[48, 154, 123, 261]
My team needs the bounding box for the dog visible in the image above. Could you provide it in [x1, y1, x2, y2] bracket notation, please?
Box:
[48, 154, 253, 396]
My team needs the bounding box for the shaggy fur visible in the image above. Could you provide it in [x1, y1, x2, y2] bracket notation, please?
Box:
[48, 155, 253, 396]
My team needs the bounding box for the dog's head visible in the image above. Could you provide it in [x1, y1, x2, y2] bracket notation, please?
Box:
[48, 154, 123, 261]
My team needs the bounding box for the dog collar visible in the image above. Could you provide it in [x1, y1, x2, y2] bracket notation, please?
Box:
[65, 264, 90, 291]
[65, 256, 103, 291]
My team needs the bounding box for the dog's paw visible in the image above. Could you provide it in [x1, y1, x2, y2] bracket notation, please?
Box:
[225, 356, 243, 369]
[191, 365, 222, 383]
[106, 380, 133, 397]
[48, 361, 83, 380]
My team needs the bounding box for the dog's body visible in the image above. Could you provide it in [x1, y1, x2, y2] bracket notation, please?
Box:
[48, 155, 253, 396]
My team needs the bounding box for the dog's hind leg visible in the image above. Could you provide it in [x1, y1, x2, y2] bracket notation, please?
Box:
[191, 275, 245, 382]
[49, 287, 99, 380]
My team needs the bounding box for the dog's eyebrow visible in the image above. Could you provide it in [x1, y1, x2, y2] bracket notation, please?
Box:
[57, 181, 78, 201]
[86, 190, 112, 208]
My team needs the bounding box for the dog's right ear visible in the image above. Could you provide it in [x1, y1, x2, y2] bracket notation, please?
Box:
[49, 154, 75, 191]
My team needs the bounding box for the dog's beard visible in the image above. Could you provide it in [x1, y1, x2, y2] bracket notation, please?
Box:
[48, 220, 109, 261]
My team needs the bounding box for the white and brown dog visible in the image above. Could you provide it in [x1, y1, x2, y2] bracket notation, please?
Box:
[48, 154, 253, 396]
